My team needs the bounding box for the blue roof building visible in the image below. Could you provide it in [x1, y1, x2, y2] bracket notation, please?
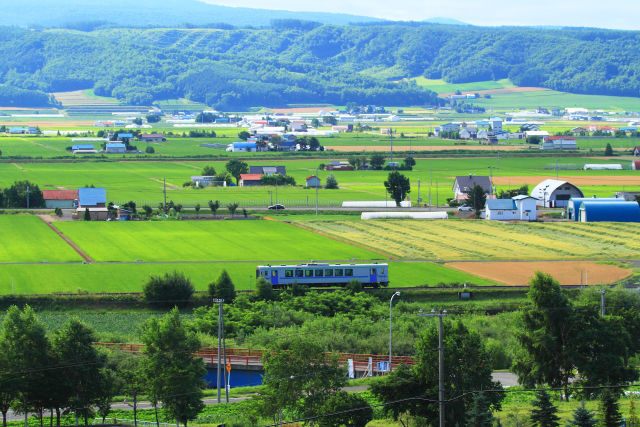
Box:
[117, 133, 134, 139]
[580, 201, 640, 222]
[229, 142, 257, 152]
[78, 187, 107, 207]
[105, 142, 126, 153]
[72, 144, 94, 151]
[567, 197, 625, 221]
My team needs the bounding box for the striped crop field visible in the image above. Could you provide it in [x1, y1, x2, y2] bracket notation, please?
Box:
[301, 220, 640, 261]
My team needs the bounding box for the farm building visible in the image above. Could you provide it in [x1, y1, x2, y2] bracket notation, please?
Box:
[249, 166, 286, 176]
[115, 133, 134, 141]
[326, 161, 354, 171]
[191, 176, 225, 187]
[580, 201, 640, 222]
[634, 147, 640, 157]
[78, 187, 106, 208]
[484, 195, 538, 221]
[489, 117, 503, 132]
[633, 160, 640, 170]
[436, 123, 460, 134]
[139, 134, 166, 142]
[616, 191, 640, 201]
[8, 127, 28, 134]
[306, 175, 322, 188]
[452, 175, 492, 200]
[43, 190, 78, 209]
[524, 130, 549, 140]
[583, 164, 623, 170]
[239, 174, 263, 187]
[72, 144, 94, 152]
[105, 143, 126, 154]
[567, 197, 625, 221]
[459, 127, 477, 139]
[532, 179, 584, 208]
[227, 142, 257, 152]
[541, 136, 577, 150]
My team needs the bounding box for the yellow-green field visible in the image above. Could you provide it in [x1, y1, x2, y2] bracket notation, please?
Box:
[302, 220, 640, 260]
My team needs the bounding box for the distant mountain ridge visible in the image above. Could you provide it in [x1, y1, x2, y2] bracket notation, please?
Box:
[423, 17, 470, 26]
[0, 0, 382, 28]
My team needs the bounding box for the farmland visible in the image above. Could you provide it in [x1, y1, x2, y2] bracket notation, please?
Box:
[302, 220, 640, 260]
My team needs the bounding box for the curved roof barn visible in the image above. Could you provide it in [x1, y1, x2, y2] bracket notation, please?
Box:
[531, 179, 584, 208]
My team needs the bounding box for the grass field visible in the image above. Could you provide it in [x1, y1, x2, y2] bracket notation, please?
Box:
[412, 78, 516, 94]
[472, 89, 640, 111]
[0, 215, 82, 263]
[302, 220, 640, 261]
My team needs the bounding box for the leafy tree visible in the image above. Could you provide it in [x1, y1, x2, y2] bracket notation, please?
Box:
[84, 208, 91, 221]
[465, 184, 487, 215]
[530, 390, 560, 427]
[466, 392, 495, 427]
[201, 165, 216, 176]
[142, 271, 194, 308]
[238, 130, 250, 140]
[209, 269, 236, 302]
[145, 145, 155, 153]
[113, 352, 146, 427]
[0, 336, 18, 427]
[604, 143, 613, 156]
[598, 389, 621, 427]
[194, 203, 200, 213]
[123, 200, 137, 214]
[142, 309, 205, 427]
[254, 277, 274, 301]
[403, 156, 416, 169]
[309, 137, 321, 151]
[52, 319, 107, 425]
[568, 402, 597, 427]
[227, 202, 239, 215]
[325, 174, 339, 189]
[370, 153, 386, 170]
[146, 114, 161, 123]
[208, 200, 220, 215]
[318, 391, 373, 427]
[143, 204, 153, 218]
[514, 272, 575, 400]
[370, 364, 424, 424]
[345, 279, 363, 294]
[527, 136, 542, 145]
[226, 159, 248, 184]
[2, 180, 45, 208]
[384, 171, 410, 207]
[256, 339, 345, 424]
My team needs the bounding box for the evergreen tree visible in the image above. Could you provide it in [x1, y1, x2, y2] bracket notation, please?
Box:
[324, 174, 339, 189]
[568, 402, 597, 427]
[466, 392, 495, 427]
[254, 277, 274, 301]
[598, 389, 621, 427]
[629, 395, 640, 427]
[209, 269, 236, 302]
[604, 143, 613, 156]
[84, 208, 91, 221]
[530, 390, 560, 427]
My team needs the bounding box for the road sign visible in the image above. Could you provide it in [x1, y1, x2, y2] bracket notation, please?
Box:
[377, 361, 389, 372]
[226, 363, 231, 373]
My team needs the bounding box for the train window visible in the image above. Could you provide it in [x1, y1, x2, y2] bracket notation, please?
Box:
[324, 269, 333, 277]
[295, 269, 304, 278]
[285, 270, 293, 278]
[371, 268, 376, 275]
[335, 269, 343, 276]
[381, 269, 385, 275]
[271, 270, 277, 277]
[305, 270, 313, 278]
[315, 269, 323, 277]
[345, 269, 353, 277]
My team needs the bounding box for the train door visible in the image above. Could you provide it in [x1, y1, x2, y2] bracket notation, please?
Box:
[270, 269, 279, 285]
[369, 268, 377, 283]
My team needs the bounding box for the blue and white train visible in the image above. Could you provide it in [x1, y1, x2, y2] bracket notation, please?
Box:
[256, 263, 389, 288]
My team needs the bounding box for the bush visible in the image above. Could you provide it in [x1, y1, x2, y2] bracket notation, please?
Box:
[54, 207, 63, 217]
[346, 279, 364, 294]
[325, 174, 339, 189]
[142, 271, 194, 308]
[254, 277, 274, 301]
[145, 146, 155, 154]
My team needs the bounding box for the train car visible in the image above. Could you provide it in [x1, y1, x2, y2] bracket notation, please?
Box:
[256, 263, 389, 288]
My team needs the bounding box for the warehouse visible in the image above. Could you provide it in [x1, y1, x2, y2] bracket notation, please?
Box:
[531, 179, 584, 208]
[580, 201, 640, 222]
[567, 197, 626, 221]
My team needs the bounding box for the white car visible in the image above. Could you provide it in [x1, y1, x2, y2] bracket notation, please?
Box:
[457, 206, 473, 212]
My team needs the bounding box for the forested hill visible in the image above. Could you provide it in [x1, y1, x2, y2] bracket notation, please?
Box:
[1, 23, 640, 109]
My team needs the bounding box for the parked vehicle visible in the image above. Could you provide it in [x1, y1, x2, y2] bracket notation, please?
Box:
[268, 204, 285, 210]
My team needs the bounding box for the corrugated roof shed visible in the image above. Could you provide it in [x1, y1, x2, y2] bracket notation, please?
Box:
[43, 190, 78, 201]
[486, 199, 516, 210]
[78, 187, 106, 206]
[240, 174, 262, 181]
[581, 201, 640, 222]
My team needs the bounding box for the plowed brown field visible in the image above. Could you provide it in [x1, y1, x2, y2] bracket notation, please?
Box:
[446, 261, 631, 286]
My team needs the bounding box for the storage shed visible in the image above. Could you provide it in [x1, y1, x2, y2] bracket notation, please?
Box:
[43, 190, 78, 208]
[105, 143, 126, 154]
[531, 179, 584, 208]
[580, 202, 640, 222]
[239, 174, 263, 187]
[306, 175, 322, 188]
[567, 197, 625, 221]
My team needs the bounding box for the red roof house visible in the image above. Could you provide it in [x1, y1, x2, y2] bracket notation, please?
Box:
[43, 190, 78, 208]
[239, 174, 263, 187]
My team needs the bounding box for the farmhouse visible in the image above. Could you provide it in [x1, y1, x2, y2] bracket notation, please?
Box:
[43, 190, 78, 209]
[580, 201, 640, 222]
[567, 197, 626, 221]
[437, 123, 460, 133]
[524, 130, 549, 140]
[531, 179, 584, 208]
[306, 175, 322, 188]
[326, 161, 354, 171]
[139, 134, 166, 142]
[249, 166, 286, 176]
[115, 133, 134, 141]
[239, 174, 263, 187]
[541, 136, 577, 150]
[489, 117, 503, 132]
[227, 142, 257, 152]
[105, 143, 126, 154]
[484, 195, 537, 221]
[452, 175, 492, 200]
[77, 187, 108, 220]
[459, 127, 477, 139]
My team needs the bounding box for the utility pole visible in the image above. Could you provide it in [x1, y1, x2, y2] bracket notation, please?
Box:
[389, 292, 400, 372]
[315, 166, 319, 216]
[213, 298, 224, 403]
[163, 178, 167, 208]
[389, 128, 393, 164]
[417, 179, 421, 206]
[420, 310, 447, 427]
[26, 185, 30, 209]
[488, 166, 494, 197]
[599, 290, 605, 316]
[429, 166, 432, 210]
[275, 174, 278, 206]
[222, 304, 229, 403]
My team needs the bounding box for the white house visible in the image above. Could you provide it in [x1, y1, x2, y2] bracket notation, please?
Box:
[485, 195, 538, 221]
[489, 117, 503, 133]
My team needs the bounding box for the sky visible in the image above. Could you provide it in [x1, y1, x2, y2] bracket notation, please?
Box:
[200, 0, 640, 30]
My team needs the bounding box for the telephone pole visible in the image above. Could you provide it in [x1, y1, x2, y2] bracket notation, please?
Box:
[26, 185, 30, 209]
[163, 178, 167, 208]
[420, 309, 447, 427]
[213, 298, 224, 403]
[599, 290, 606, 316]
